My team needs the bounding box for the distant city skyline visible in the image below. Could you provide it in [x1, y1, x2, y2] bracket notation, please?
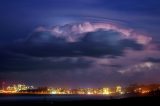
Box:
[1, 83, 160, 96]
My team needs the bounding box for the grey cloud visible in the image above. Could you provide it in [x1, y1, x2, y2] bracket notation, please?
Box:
[0, 55, 92, 72]
[145, 57, 160, 63]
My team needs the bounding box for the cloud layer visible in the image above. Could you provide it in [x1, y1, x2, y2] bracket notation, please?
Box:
[0, 21, 160, 87]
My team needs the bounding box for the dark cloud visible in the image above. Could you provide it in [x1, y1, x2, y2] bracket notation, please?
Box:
[107, 65, 122, 68]
[152, 40, 160, 50]
[145, 57, 160, 63]
[99, 63, 122, 68]
[0, 29, 144, 72]
[8, 30, 143, 58]
[0, 55, 92, 72]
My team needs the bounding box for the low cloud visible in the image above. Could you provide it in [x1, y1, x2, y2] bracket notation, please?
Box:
[0, 54, 92, 72]
[145, 57, 160, 63]
[118, 62, 155, 75]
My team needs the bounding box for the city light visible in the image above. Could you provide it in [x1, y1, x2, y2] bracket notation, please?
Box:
[102, 88, 110, 95]
[51, 91, 57, 94]
[1, 83, 160, 96]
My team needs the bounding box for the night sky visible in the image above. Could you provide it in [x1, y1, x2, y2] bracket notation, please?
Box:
[0, 0, 160, 88]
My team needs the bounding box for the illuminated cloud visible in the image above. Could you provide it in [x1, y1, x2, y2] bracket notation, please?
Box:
[118, 62, 156, 74]
[35, 22, 152, 44]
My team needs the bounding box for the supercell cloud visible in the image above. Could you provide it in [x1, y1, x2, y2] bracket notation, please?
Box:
[1, 21, 160, 87]
[10, 22, 146, 57]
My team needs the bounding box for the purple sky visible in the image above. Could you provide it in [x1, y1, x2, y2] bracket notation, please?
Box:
[0, 0, 160, 88]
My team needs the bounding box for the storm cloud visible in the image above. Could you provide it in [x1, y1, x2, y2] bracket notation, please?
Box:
[0, 14, 160, 86]
[7, 23, 144, 58]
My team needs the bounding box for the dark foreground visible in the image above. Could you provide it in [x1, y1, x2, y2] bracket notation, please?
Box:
[0, 95, 160, 106]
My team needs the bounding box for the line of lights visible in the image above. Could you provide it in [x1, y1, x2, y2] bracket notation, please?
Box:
[1, 84, 160, 95]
